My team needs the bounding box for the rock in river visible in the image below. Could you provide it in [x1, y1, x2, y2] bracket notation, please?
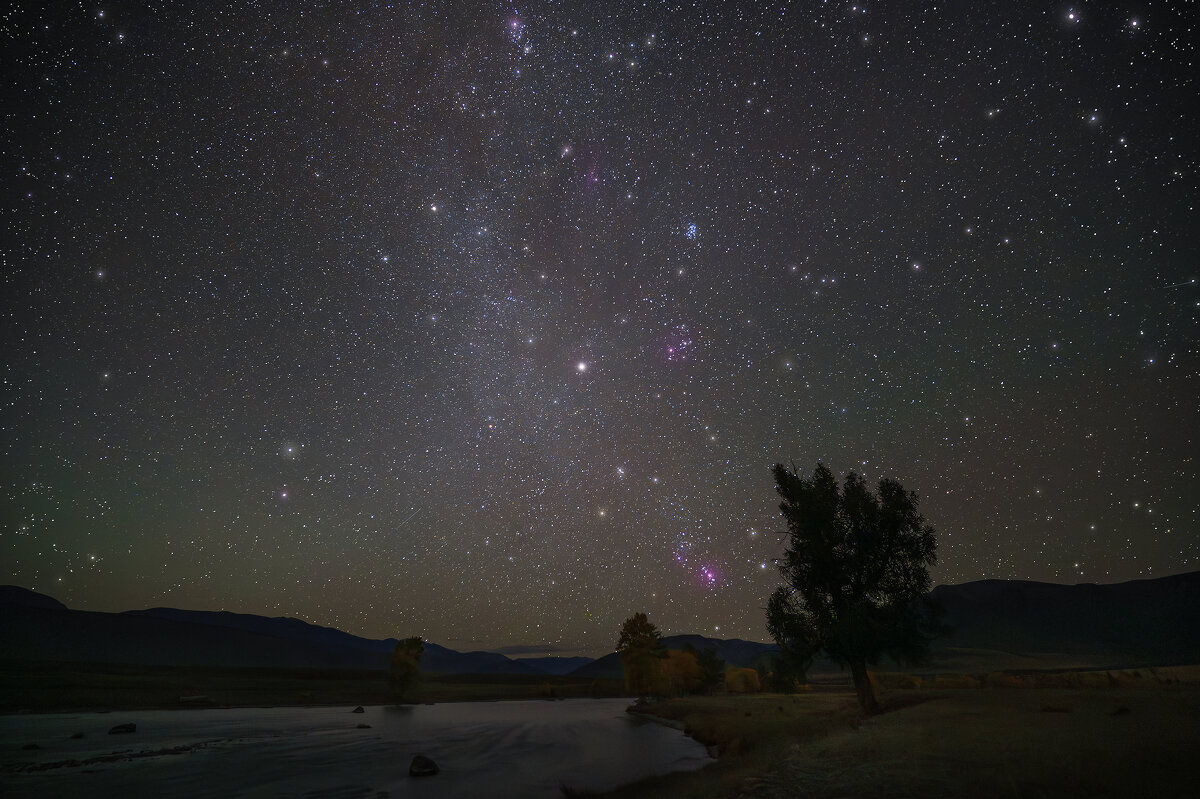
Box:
[352, 706, 365, 713]
[409, 754, 439, 777]
[108, 723, 136, 735]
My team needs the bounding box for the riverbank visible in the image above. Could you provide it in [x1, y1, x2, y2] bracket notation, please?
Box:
[0, 661, 624, 714]
[605, 692, 862, 798]
[0, 698, 710, 798]
[606, 681, 1200, 798]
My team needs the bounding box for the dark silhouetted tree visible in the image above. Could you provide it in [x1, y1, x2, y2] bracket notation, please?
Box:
[767, 462, 941, 714]
[763, 645, 812, 693]
[683, 642, 726, 694]
[616, 612, 664, 695]
[389, 636, 424, 700]
[766, 591, 817, 692]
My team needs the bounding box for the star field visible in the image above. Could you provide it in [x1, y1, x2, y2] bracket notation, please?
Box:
[3, 1, 1196, 656]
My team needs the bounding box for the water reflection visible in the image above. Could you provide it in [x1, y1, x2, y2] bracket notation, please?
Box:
[0, 698, 711, 798]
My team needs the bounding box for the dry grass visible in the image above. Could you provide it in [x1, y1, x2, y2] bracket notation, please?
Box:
[872, 664, 1200, 693]
[602, 693, 863, 799]
[606, 684, 1200, 799]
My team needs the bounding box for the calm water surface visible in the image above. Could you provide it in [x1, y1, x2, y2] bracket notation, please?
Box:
[0, 698, 711, 798]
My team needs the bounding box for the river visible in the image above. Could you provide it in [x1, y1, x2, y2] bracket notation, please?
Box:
[0, 698, 711, 797]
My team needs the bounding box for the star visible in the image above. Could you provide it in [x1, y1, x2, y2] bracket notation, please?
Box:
[5, 0, 1193, 655]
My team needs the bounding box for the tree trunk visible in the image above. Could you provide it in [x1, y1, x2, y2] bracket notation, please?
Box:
[849, 660, 880, 715]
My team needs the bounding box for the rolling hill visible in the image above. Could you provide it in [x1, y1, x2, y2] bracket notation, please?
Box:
[3, 571, 1198, 677]
[929, 570, 1200, 665]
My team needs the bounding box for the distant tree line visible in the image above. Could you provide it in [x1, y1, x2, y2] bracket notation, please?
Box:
[615, 612, 727, 696]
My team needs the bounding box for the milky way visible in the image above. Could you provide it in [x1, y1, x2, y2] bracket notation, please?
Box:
[3, 1, 1196, 654]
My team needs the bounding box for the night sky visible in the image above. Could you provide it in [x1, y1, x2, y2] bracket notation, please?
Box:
[3, 1, 1196, 656]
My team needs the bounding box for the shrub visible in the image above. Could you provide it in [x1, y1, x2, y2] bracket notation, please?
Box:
[725, 667, 762, 693]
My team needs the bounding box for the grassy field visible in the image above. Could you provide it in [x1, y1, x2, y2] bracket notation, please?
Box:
[0, 661, 624, 713]
[607, 677, 1200, 799]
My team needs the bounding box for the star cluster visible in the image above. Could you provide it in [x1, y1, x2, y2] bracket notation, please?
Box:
[2, 1, 1196, 655]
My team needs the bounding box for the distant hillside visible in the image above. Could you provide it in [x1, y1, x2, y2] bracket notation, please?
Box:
[124, 607, 543, 674]
[0, 592, 574, 675]
[932, 571, 1200, 665]
[0, 600, 550, 674]
[1, 605, 389, 670]
[3, 572, 1198, 676]
[515, 656, 596, 676]
[421, 643, 541, 675]
[125, 607, 395, 654]
[0, 586, 66, 611]
[571, 635, 779, 679]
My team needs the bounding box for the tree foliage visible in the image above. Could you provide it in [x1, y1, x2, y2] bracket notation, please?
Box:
[683, 642, 726, 695]
[616, 612, 664, 695]
[766, 591, 816, 690]
[616, 612, 662, 654]
[662, 649, 703, 695]
[389, 636, 424, 701]
[767, 462, 941, 714]
[764, 649, 812, 693]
